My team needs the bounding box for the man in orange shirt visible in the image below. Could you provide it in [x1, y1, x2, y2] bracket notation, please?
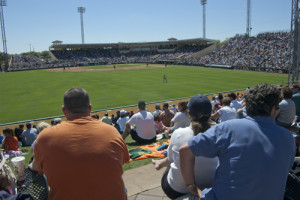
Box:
[30, 87, 129, 200]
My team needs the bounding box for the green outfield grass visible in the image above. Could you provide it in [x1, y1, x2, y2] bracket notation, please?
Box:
[0, 64, 287, 124]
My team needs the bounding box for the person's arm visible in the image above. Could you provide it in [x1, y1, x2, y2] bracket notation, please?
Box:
[122, 123, 131, 140]
[274, 108, 281, 119]
[28, 158, 38, 171]
[211, 111, 221, 119]
[179, 142, 201, 197]
[151, 157, 171, 170]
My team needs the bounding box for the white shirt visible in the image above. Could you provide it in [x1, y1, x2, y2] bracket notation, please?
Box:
[117, 116, 129, 132]
[167, 126, 218, 193]
[127, 110, 156, 139]
[217, 106, 237, 122]
[230, 100, 242, 111]
[171, 112, 191, 130]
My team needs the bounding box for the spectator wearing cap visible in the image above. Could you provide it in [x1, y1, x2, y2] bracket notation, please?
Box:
[275, 87, 296, 128]
[160, 103, 175, 127]
[211, 97, 236, 123]
[152, 104, 162, 117]
[210, 96, 218, 109]
[171, 104, 178, 114]
[101, 113, 112, 125]
[123, 101, 156, 144]
[116, 110, 129, 135]
[180, 83, 295, 199]
[21, 122, 37, 146]
[291, 84, 300, 117]
[152, 94, 218, 199]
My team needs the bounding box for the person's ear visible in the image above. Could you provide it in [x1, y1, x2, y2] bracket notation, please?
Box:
[62, 106, 67, 116]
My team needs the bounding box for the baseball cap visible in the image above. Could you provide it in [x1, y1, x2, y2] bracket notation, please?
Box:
[188, 94, 212, 116]
[120, 110, 127, 115]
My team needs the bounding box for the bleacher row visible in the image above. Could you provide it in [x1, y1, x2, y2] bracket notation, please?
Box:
[9, 31, 291, 71]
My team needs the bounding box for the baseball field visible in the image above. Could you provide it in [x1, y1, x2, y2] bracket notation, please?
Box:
[0, 64, 288, 125]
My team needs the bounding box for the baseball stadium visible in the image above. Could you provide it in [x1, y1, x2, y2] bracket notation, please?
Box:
[0, 0, 299, 199]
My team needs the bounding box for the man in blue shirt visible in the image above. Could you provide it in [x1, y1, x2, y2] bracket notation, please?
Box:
[22, 122, 37, 146]
[179, 83, 296, 200]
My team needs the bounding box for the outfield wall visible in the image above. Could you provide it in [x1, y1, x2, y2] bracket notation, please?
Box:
[0, 83, 289, 133]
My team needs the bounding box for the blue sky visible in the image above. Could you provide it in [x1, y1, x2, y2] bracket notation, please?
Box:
[3, 0, 291, 54]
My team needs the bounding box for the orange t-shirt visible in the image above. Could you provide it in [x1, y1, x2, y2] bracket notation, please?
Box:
[3, 136, 18, 151]
[34, 116, 129, 200]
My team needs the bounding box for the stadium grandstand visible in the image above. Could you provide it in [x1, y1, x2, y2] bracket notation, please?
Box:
[9, 31, 291, 73]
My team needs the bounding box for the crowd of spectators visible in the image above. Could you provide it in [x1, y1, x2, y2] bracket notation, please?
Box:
[192, 31, 291, 69]
[8, 31, 292, 71]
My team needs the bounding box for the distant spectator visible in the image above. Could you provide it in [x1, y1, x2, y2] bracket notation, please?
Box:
[22, 122, 37, 146]
[129, 111, 134, 118]
[91, 114, 99, 119]
[171, 104, 178, 114]
[101, 113, 112, 125]
[211, 97, 236, 122]
[213, 94, 223, 112]
[53, 118, 62, 125]
[2, 128, 22, 157]
[210, 96, 218, 108]
[153, 104, 162, 117]
[160, 103, 175, 127]
[275, 87, 296, 128]
[168, 101, 191, 132]
[116, 110, 129, 135]
[123, 101, 156, 144]
[154, 115, 164, 134]
[228, 92, 242, 111]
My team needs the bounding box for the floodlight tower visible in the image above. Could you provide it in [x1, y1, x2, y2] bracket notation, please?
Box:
[289, 0, 300, 83]
[246, 0, 252, 36]
[0, 0, 8, 72]
[201, 0, 207, 39]
[77, 7, 85, 44]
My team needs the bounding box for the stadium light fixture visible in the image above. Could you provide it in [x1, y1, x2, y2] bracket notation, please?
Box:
[0, 0, 8, 72]
[77, 7, 85, 44]
[201, 0, 207, 39]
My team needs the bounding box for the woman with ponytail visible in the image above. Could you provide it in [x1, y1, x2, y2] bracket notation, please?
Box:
[152, 94, 219, 199]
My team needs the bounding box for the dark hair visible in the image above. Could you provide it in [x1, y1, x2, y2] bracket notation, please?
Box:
[91, 114, 99, 119]
[212, 96, 215, 100]
[26, 123, 31, 129]
[155, 104, 161, 110]
[3, 128, 14, 136]
[138, 101, 146, 110]
[19, 124, 24, 129]
[218, 93, 223, 100]
[222, 97, 231, 106]
[178, 101, 188, 112]
[282, 87, 293, 99]
[245, 83, 280, 117]
[228, 93, 236, 100]
[64, 87, 90, 114]
[154, 115, 160, 122]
